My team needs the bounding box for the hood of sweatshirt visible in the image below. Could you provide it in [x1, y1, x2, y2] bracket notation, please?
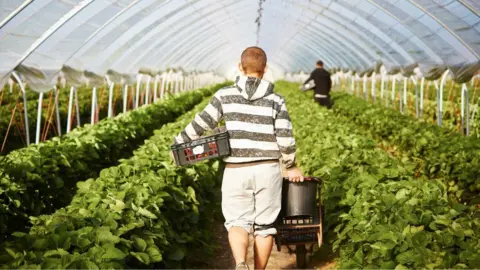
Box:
[235, 75, 274, 101]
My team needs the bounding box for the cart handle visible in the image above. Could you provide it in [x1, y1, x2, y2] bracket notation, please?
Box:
[282, 176, 320, 182]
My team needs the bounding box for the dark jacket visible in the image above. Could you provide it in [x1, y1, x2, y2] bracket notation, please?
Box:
[305, 68, 332, 96]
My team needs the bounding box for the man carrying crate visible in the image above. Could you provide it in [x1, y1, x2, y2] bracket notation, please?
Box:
[172, 47, 303, 270]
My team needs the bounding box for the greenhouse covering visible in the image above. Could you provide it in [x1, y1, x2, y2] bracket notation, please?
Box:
[0, 0, 479, 86]
[1, 1, 480, 269]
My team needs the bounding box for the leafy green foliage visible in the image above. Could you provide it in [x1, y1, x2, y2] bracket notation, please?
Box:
[0, 96, 224, 268]
[331, 91, 480, 203]
[0, 83, 230, 241]
[275, 81, 480, 269]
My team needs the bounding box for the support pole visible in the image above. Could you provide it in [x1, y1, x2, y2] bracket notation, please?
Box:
[108, 82, 114, 118]
[411, 76, 418, 118]
[35, 92, 44, 144]
[420, 78, 425, 119]
[144, 76, 151, 105]
[12, 71, 30, 145]
[437, 70, 449, 127]
[363, 75, 367, 100]
[91, 87, 97, 125]
[54, 85, 62, 136]
[461, 83, 470, 136]
[66, 86, 75, 133]
[123, 85, 128, 113]
[153, 77, 159, 102]
[135, 74, 143, 109]
[402, 77, 407, 114]
[75, 87, 80, 127]
[371, 72, 376, 102]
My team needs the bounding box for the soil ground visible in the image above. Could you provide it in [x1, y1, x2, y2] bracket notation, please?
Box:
[189, 220, 336, 269]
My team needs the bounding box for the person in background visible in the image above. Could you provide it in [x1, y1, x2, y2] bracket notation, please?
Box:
[172, 46, 303, 270]
[304, 60, 333, 108]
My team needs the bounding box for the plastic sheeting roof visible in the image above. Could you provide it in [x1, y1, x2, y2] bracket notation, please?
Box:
[0, 0, 479, 88]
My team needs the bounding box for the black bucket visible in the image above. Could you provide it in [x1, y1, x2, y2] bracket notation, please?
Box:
[281, 177, 319, 218]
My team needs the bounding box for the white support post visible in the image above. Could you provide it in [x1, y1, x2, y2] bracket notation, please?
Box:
[91, 87, 97, 125]
[66, 86, 75, 133]
[75, 87, 81, 128]
[363, 75, 367, 100]
[160, 73, 166, 100]
[350, 76, 354, 94]
[402, 77, 407, 114]
[123, 85, 128, 113]
[144, 76, 151, 105]
[108, 82, 114, 118]
[35, 92, 43, 144]
[53, 85, 62, 136]
[420, 78, 425, 119]
[11, 72, 30, 145]
[135, 74, 143, 109]
[371, 72, 376, 102]
[410, 76, 418, 118]
[461, 83, 469, 136]
[380, 74, 385, 101]
[390, 77, 396, 108]
[153, 76, 159, 102]
[174, 74, 180, 95]
[437, 70, 449, 127]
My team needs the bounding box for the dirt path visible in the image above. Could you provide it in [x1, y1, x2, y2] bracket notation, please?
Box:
[189, 220, 336, 269]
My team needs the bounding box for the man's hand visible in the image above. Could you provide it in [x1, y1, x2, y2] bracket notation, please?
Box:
[287, 166, 304, 182]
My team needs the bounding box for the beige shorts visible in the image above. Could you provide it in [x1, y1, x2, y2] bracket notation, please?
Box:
[221, 162, 283, 237]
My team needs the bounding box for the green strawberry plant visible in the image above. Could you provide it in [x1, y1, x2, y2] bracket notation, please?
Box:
[0, 82, 230, 241]
[275, 81, 480, 269]
[0, 96, 224, 269]
[329, 91, 480, 204]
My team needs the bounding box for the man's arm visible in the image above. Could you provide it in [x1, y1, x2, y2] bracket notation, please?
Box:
[173, 92, 223, 144]
[327, 74, 332, 93]
[274, 98, 303, 181]
[304, 70, 315, 84]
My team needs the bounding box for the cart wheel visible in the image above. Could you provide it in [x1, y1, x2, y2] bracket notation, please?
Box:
[295, 244, 307, 269]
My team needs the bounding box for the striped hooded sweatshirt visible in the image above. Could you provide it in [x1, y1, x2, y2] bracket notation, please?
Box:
[174, 75, 297, 169]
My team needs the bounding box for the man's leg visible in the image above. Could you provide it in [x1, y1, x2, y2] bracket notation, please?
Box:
[254, 235, 273, 269]
[228, 227, 250, 264]
[222, 166, 255, 267]
[252, 163, 283, 269]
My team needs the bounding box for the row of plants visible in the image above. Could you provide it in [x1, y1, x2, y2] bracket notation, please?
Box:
[329, 91, 480, 203]
[0, 82, 229, 241]
[341, 77, 479, 104]
[339, 81, 480, 137]
[0, 83, 168, 154]
[276, 81, 480, 269]
[0, 96, 223, 269]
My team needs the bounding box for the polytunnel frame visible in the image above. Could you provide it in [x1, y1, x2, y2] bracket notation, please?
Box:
[85, 0, 199, 73]
[407, 0, 479, 60]
[62, 0, 172, 72]
[2, 0, 479, 78]
[129, 2, 254, 72]
[277, 0, 406, 69]
[365, 0, 443, 63]
[262, 6, 366, 70]
[81, 0, 251, 75]
[313, 0, 416, 65]
[293, 20, 370, 69]
[337, 0, 439, 64]
[275, 1, 386, 68]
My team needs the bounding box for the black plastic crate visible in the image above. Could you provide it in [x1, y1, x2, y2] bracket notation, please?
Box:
[171, 131, 230, 166]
